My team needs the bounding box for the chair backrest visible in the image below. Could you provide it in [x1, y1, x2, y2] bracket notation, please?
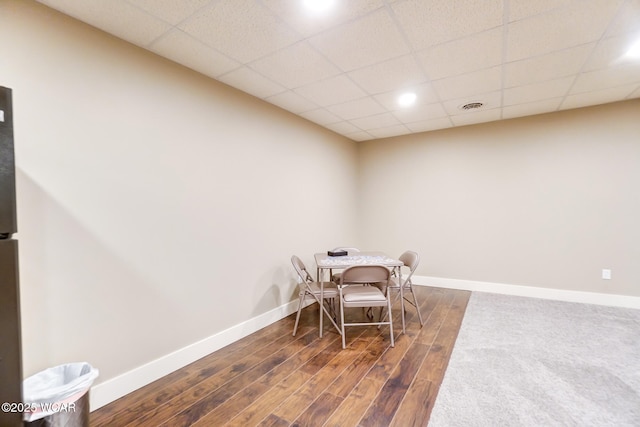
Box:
[291, 255, 313, 283]
[398, 251, 419, 286]
[398, 251, 419, 273]
[340, 265, 390, 286]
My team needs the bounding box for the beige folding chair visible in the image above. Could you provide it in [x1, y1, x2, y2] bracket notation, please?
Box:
[378, 250, 424, 332]
[338, 265, 394, 349]
[291, 255, 339, 338]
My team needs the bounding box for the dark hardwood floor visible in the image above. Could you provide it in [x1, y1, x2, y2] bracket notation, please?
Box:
[90, 286, 470, 426]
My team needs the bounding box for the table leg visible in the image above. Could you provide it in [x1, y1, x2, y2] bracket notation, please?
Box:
[398, 266, 406, 334]
[319, 270, 324, 338]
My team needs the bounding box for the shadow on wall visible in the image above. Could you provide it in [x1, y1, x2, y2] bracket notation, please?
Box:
[15, 169, 197, 381]
[251, 265, 297, 319]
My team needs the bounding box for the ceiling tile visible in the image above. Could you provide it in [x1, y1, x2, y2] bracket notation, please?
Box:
[348, 55, 427, 94]
[504, 44, 593, 87]
[179, 0, 300, 63]
[582, 34, 640, 71]
[508, 0, 572, 22]
[294, 75, 367, 106]
[125, 0, 211, 25]
[250, 41, 341, 89]
[262, 0, 384, 38]
[150, 30, 240, 78]
[507, 0, 622, 62]
[299, 108, 341, 126]
[392, 102, 448, 124]
[38, 0, 172, 47]
[218, 66, 285, 98]
[345, 130, 373, 141]
[433, 66, 502, 101]
[391, 0, 503, 50]
[563, 82, 640, 110]
[503, 77, 574, 106]
[265, 91, 318, 114]
[350, 112, 401, 130]
[450, 108, 502, 126]
[308, 9, 410, 71]
[325, 97, 386, 121]
[604, 0, 640, 37]
[405, 117, 453, 133]
[325, 121, 362, 135]
[367, 124, 412, 139]
[502, 98, 563, 120]
[417, 28, 503, 80]
[571, 63, 640, 94]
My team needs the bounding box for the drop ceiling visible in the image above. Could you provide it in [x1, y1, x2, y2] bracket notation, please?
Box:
[36, 0, 640, 141]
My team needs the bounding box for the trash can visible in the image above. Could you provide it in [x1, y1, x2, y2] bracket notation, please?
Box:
[22, 362, 99, 427]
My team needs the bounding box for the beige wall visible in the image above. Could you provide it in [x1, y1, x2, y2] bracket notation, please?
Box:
[359, 99, 640, 296]
[1, 0, 358, 381]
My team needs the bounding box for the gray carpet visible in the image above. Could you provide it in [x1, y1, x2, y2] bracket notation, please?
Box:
[429, 292, 640, 426]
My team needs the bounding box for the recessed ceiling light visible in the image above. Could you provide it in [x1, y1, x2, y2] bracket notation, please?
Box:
[624, 39, 640, 59]
[303, 0, 336, 13]
[397, 92, 417, 107]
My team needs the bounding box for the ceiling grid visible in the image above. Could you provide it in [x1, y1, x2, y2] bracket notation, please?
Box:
[35, 0, 640, 141]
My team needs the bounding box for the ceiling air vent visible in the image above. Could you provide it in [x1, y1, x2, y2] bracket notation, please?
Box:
[460, 102, 484, 110]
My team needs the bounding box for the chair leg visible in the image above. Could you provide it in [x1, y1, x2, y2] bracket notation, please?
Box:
[292, 293, 305, 336]
[339, 293, 346, 349]
[387, 296, 394, 347]
[408, 284, 424, 326]
[378, 286, 396, 324]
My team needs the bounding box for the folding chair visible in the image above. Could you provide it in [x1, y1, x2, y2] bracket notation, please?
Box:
[291, 255, 339, 337]
[339, 265, 394, 349]
[378, 250, 424, 332]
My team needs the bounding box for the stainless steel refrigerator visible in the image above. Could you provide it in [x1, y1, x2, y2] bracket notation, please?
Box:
[0, 85, 23, 427]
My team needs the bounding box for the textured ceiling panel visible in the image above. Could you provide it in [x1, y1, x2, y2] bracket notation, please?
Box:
[504, 45, 594, 87]
[506, 0, 623, 62]
[391, 0, 504, 49]
[38, 0, 171, 46]
[417, 28, 503, 80]
[265, 91, 318, 114]
[150, 30, 240, 78]
[217, 66, 284, 98]
[35, 0, 640, 141]
[347, 54, 426, 94]
[126, 0, 212, 25]
[250, 41, 341, 88]
[294, 75, 367, 106]
[179, 0, 299, 63]
[326, 97, 387, 121]
[433, 66, 503, 101]
[562, 83, 639, 110]
[503, 77, 574, 106]
[502, 98, 563, 119]
[308, 9, 411, 71]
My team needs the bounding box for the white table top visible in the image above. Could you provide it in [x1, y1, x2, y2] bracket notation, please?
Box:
[314, 251, 402, 268]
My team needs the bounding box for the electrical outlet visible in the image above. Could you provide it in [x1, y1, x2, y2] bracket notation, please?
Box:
[602, 269, 611, 280]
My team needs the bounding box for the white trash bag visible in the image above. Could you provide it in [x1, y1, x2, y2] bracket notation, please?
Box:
[23, 362, 99, 422]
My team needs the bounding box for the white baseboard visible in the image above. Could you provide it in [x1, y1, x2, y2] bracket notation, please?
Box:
[412, 275, 640, 310]
[90, 276, 640, 412]
[90, 299, 301, 411]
